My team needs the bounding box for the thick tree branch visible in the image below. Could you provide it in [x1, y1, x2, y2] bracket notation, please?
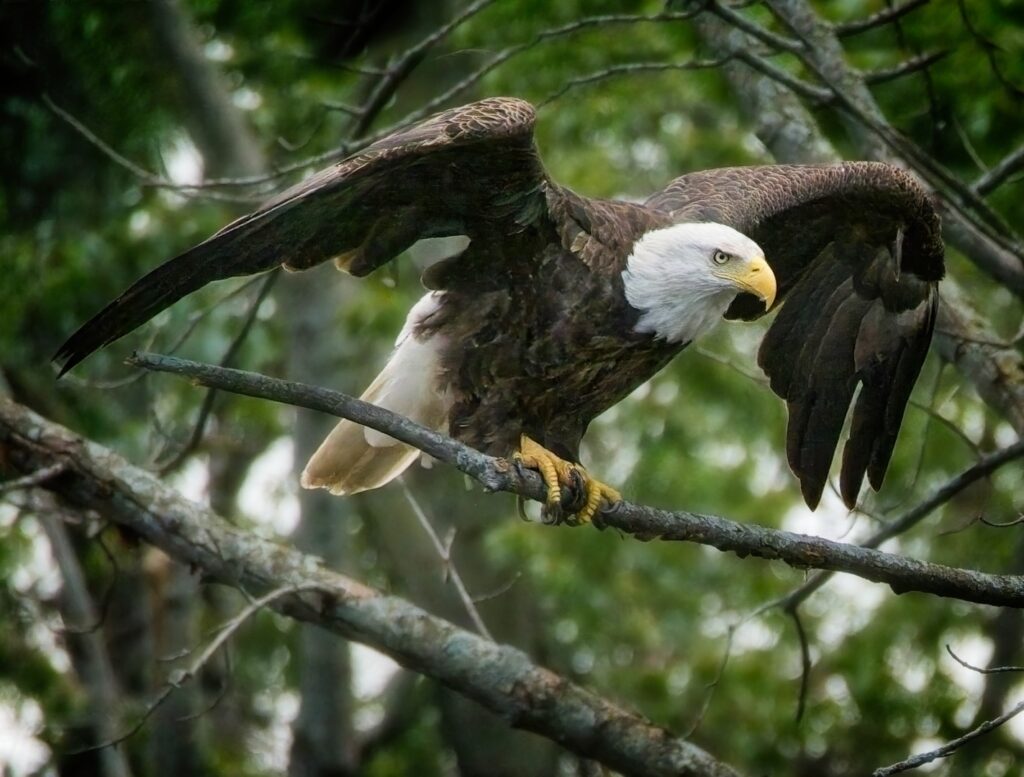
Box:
[108, 353, 1024, 608]
[0, 396, 740, 777]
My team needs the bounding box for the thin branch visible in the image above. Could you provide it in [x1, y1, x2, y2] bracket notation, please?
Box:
[322, 100, 365, 118]
[685, 623, 736, 738]
[790, 608, 811, 723]
[981, 514, 1024, 529]
[833, 0, 929, 38]
[764, 438, 1024, 613]
[946, 644, 1024, 675]
[42, 94, 256, 204]
[156, 270, 279, 474]
[0, 462, 66, 493]
[0, 396, 742, 777]
[398, 478, 493, 640]
[872, 698, 1024, 776]
[471, 573, 522, 604]
[881, 0, 943, 149]
[42, 94, 158, 183]
[349, 0, 499, 139]
[75, 583, 322, 754]
[123, 353, 1024, 608]
[362, 10, 706, 143]
[731, 49, 834, 104]
[956, 0, 1024, 100]
[863, 51, 948, 86]
[974, 144, 1024, 196]
[59, 530, 119, 636]
[704, 0, 805, 53]
[539, 58, 732, 107]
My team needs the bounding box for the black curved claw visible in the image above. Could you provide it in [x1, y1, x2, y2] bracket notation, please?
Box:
[560, 467, 587, 516]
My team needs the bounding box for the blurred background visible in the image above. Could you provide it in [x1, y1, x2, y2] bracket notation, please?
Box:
[1, 1, 1022, 775]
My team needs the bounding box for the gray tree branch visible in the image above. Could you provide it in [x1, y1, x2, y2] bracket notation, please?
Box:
[109, 353, 1024, 608]
[0, 396, 741, 777]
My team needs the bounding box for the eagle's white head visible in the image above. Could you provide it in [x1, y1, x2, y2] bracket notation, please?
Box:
[622, 222, 776, 343]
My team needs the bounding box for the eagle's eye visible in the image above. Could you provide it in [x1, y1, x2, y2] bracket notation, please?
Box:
[712, 250, 731, 265]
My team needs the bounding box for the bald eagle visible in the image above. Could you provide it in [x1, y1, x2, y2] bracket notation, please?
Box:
[55, 97, 944, 522]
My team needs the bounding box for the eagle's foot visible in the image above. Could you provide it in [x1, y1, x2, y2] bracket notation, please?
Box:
[513, 435, 620, 525]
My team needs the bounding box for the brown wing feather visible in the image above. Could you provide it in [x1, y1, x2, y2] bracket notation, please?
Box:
[55, 97, 547, 374]
[648, 162, 944, 508]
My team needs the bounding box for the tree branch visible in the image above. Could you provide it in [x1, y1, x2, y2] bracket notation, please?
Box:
[0, 396, 741, 777]
[974, 143, 1024, 196]
[833, 0, 929, 38]
[114, 352, 1024, 608]
[872, 698, 1024, 776]
[762, 437, 1024, 614]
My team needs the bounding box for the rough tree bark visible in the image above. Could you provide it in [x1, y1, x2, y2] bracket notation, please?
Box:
[0, 396, 743, 777]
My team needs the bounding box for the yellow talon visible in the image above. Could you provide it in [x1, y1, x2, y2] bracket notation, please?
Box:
[513, 435, 621, 525]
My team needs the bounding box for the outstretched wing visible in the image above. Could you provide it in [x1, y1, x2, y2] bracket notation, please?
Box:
[55, 97, 547, 374]
[647, 162, 944, 509]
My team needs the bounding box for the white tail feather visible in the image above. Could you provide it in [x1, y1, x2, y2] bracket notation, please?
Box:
[300, 294, 448, 496]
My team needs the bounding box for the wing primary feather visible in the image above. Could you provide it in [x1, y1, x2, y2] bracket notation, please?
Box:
[54, 97, 550, 374]
[53, 238, 280, 376]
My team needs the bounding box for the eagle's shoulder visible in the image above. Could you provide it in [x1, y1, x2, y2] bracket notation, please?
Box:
[545, 185, 671, 273]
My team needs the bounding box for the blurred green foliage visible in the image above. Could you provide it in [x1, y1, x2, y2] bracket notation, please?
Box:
[1, 1, 1022, 776]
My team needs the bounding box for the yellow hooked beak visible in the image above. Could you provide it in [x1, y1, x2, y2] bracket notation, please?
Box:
[722, 254, 777, 310]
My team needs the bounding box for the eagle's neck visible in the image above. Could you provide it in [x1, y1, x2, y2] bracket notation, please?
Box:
[621, 223, 739, 344]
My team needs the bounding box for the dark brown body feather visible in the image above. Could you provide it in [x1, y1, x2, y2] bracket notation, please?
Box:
[420, 193, 679, 461]
[56, 97, 944, 509]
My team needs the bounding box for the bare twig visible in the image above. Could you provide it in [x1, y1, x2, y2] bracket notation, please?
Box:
[980, 514, 1024, 529]
[833, 0, 929, 37]
[685, 623, 736, 738]
[156, 270, 279, 474]
[43, 94, 256, 204]
[863, 51, 948, 86]
[0, 462, 66, 493]
[398, 478, 493, 640]
[872, 698, 1024, 776]
[349, 0, 499, 139]
[59, 530, 120, 636]
[470, 573, 522, 604]
[75, 583, 323, 754]
[956, 0, 1024, 100]
[730, 48, 834, 103]
[946, 644, 1024, 675]
[704, 0, 805, 53]
[42, 94, 158, 183]
[363, 10, 706, 141]
[790, 609, 812, 723]
[974, 144, 1024, 196]
[539, 58, 731, 107]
